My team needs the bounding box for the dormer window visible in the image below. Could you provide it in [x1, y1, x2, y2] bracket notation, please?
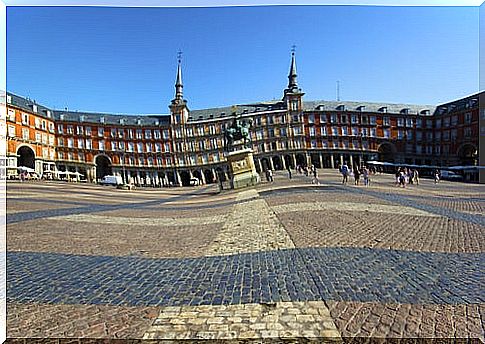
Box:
[32, 104, 38, 113]
[6, 95, 11, 104]
[100, 116, 105, 123]
[336, 104, 346, 111]
[137, 119, 142, 125]
[60, 114, 65, 121]
[119, 118, 125, 125]
[357, 105, 365, 112]
[400, 108, 410, 115]
[79, 115, 85, 122]
[378, 107, 388, 113]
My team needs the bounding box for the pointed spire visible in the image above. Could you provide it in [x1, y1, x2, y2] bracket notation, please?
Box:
[287, 46, 298, 91]
[174, 51, 183, 102]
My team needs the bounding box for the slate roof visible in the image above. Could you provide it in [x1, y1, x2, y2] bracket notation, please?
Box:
[303, 100, 435, 115]
[53, 110, 171, 126]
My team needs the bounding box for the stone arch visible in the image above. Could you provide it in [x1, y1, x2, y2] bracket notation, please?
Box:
[17, 145, 36, 169]
[296, 153, 306, 167]
[95, 154, 112, 180]
[179, 170, 191, 186]
[192, 170, 203, 184]
[260, 157, 270, 172]
[215, 167, 227, 182]
[204, 169, 215, 184]
[284, 155, 294, 169]
[457, 143, 478, 166]
[272, 156, 283, 170]
[377, 142, 397, 163]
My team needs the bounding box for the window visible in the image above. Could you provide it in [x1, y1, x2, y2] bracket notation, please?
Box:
[342, 127, 348, 136]
[465, 112, 472, 124]
[57, 124, 64, 134]
[397, 130, 404, 139]
[361, 116, 368, 125]
[57, 138, 64, 146]
[22, 113, 29, 125]
[67, 125, 74, 135]
[68, 152, 74, 161]
[406, 118, 413, 127]
[267, 115, 274, 125]
[341, 115, 347, 124]
[163, 130, 170, 139]
[464, 127, 472, 137]
[435, 132, 441, 141]
[98, 127, 104, 137]
[309, 127, 316, 137]
[41, 134, 47, 144]
[136, 129, 143, 139]
[155, 143, 162, 152]
[154, 130, 161, 139]
[426, 119, 433, 128]
[451, 129, 457, 140]
[362, 128, 368, 137]
[111, 128, 117, 138]
[34, 118, 41, 129]
[280, 128, 287, 136]
[86, 139, 92, 149]
[370, 128, 376, 137]
[427, 132, 433, 141]
[67, 138, 74, 148]
[321, 126, 327, 136]
[127, 129, 134, 139]
[451, 116, 458, 126]
[280, 115, 286, 124]
[164, 143, 171, 152]
[128, 142, 134, 152]
[99, 140, 105, 150]
[146, 143, 152, 152]
[320, 114, 327, 123]
[256, 130, 263, 140]
[35, 132, 41, 142]
[397, 118, 404, 127]
[308, 114, 314, 124]
[384, 129, 390, 138]
[137, 142, 143, 152]
[416, 131, 422, 141]
[293, 126, 302, 135]
[416, 119, 422, 128]
[369, 116, 376, 125]
[78, 139, 84, 148]
[407, 131, 413, 140]
[331, 127, 339, 136]
[145, 130, 152, 139]
[8, 109, 15, 121]
[351, 115, 358, 124]
[291, 100, 298, 111]
[8, 125, 15, 137]
[435, 119, 441, 129]
[383, 117, 390, 126]
[330, 114, 337, 123]
[77, 126, 84, 135]
[352, 127, 359, 136]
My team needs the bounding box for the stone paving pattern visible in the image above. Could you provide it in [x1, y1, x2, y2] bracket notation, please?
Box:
[6, 171, 485, 340]
[143, 301, 340, 340]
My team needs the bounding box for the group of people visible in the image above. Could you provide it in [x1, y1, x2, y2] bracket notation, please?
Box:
[394, 167, 420, 187]
[339, 162, 371, 186]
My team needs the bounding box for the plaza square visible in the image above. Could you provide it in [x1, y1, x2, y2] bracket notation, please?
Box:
[5, 170, 485, 341]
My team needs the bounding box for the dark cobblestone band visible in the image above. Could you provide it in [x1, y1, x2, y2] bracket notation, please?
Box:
[8, 247, 484, 307]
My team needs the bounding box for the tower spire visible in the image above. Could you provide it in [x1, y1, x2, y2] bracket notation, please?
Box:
[174, 50, 183, 102]
[287, 45, 298, 91]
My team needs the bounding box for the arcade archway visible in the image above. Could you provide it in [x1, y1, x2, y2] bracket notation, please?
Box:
[457, 144, 478, 166]
[17, 146, 35, 169]
[377, 143, 396, 163]
[95, 155, 112, 180]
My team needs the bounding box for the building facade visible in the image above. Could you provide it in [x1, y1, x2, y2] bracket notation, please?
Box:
[4, 53, 481, 185]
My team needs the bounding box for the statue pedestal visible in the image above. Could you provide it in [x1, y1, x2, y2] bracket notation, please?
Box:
[226, 148, 260, 189]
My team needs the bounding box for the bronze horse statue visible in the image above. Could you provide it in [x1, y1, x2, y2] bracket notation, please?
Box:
[224, 116, 252, 151]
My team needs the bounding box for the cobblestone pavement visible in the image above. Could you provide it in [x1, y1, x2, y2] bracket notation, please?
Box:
[6, 173, 485, 340]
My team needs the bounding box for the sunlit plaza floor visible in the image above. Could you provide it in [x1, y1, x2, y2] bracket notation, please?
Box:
[5, 170, 485, 341]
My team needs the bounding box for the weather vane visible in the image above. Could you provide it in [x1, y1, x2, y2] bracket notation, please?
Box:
[291, 45, 296, 55]
[177, 50, 183, 63]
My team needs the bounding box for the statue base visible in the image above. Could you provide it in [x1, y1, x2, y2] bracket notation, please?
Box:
[226, 148, 260, 190]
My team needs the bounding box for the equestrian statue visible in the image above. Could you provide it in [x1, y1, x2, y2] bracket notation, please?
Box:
[224, 112, 253, 152]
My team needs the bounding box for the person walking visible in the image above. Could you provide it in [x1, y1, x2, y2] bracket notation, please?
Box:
[268, 169, 274, 182]
[414, 169, 420, 185]
[312, 168, 319, 184]
[341, 162, 349, 185]
[287, 167, 292, 180]
[354, 167, 361, 186]
[363, 166, 369, 186]
[434, 169, 440, 184]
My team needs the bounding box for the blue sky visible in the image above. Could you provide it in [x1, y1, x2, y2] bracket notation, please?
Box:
[6, 5, 479, 114]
